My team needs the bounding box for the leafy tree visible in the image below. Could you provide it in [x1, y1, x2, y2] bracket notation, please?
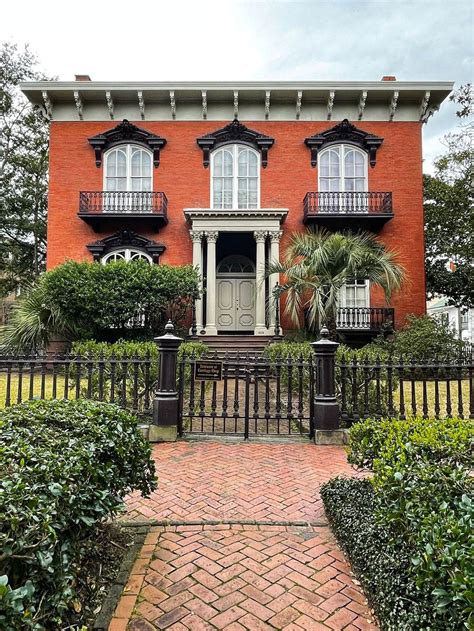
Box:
[0, 260, 200, 351]
[268, 228, 404, 338]
[0, 42, 49, 297]
[424, 83, 474, 308]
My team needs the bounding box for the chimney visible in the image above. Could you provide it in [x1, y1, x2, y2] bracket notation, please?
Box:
[381, 75, 396, 81]
[75, 74, 91, 81]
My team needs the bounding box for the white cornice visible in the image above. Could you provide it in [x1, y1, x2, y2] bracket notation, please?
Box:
[21, 80, 453, 123]
[20, 79, 454, 91]
[184, 208, 288, 220]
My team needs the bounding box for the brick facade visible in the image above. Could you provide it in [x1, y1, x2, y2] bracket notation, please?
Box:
[47, 119, 425, 330]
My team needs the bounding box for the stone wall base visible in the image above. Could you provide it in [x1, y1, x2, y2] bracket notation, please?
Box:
[314, 429, 349, 445]
[148, 424, 178, 443]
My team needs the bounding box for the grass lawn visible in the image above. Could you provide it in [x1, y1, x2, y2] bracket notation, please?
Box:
[0, 372, 471, 417]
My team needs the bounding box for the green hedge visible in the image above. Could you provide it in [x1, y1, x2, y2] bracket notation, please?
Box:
[0, 399, 156, 629]
[347, 416, 473, 472]
[321, 478, 432, 630]
[324, 416, 474, 630]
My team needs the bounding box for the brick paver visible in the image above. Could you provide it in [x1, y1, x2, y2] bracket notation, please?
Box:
[109, 442, 376, 630]
[109, 525, 377, 630]
[124, 442, 360, 523]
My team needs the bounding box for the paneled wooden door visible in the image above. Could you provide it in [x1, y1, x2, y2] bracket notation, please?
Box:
[217, 278, 256, 331]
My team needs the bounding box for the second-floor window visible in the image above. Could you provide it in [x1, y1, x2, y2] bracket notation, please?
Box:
[211, 144, 260, 209]
[104, 145, 153, 192]
[319, 145, 367, 193]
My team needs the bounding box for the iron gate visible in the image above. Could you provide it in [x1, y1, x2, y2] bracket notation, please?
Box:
[178, 353, 315, 438]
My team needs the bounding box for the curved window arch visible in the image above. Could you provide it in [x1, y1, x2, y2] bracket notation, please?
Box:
[318, 145, 367, 193]
[217, 255, 256, 276]
[101, 248, 152, 264]
[104, 144, 152, 192]
[211, 144, 259, 209]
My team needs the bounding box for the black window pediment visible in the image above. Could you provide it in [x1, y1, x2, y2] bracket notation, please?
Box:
[197, 118, 274, 168]
[304, 119, 383, 168]
[88, 120, 167, 168]
[87, 230, 165, 263]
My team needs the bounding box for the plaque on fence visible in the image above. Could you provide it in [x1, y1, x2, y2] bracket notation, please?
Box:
[194, 360, 223, 381]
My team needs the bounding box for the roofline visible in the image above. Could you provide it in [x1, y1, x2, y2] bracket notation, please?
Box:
[21, 80, 455, 91]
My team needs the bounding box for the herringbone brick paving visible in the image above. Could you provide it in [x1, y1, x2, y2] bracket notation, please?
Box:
[110, 525, 377, 630]
[110, 442, 376, 630]
[124, 443, 361, 523]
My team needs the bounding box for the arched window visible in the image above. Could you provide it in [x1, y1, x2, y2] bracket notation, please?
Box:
[319, 145, 367, 193]
[101, 248, 152, 264]
[211, 145, 259, 209]
[104, 145, 152, 192]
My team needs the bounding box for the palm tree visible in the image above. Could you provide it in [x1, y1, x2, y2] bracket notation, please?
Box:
[268, 228, 405, 337]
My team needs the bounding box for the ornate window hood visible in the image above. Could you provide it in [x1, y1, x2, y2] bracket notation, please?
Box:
[196, 119, 274, 168]
[87, 230, 166, 263]
[88, 119, 167, 167]
[304, 119, 383, 168]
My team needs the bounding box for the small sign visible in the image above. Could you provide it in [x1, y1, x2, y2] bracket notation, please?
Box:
[195, 360, 223, 381]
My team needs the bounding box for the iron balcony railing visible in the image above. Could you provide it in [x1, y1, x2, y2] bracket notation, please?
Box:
[79, 191, 168, 216]
[337, 307, 395, 331]
[304, 192, 393, 219]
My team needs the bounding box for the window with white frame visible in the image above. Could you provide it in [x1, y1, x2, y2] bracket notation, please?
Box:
[461, 310, 469, 330]
[211, 144, 259, 209]
[338, 279, 370, 328]
[104, 145, 152, 192]
[101, 248, 152, 264]
[319, 145, 367, 193]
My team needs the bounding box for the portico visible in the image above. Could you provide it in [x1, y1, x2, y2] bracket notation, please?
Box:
[185, 209, 287, 336]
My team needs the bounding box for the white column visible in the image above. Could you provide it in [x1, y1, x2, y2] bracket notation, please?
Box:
[205, 231, 218, 335]
[254, 230, 268, 335]
[190, 230, 204, 334]
[268, 230, 282, 331]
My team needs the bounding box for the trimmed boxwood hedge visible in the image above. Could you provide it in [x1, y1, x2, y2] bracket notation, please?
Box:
[323, 416, 474, 630]
[0, 399, 156, 630]
[321, 477, 433, 630]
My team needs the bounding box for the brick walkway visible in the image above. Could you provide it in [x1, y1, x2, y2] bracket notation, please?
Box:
[111, 442, 376, 630]
[124, 442, 360, 524]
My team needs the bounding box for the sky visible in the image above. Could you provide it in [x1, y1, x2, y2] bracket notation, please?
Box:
[1, 0, 472, 172]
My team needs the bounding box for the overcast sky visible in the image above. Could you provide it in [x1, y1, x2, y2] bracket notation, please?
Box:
[1, 0, 472, 172]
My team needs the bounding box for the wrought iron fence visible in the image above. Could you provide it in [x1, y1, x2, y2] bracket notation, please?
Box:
[178, 352, 315, 438]
[337, 355, 474, 424]
[0, 354, 155, 415]
[1, 350, 472, 431]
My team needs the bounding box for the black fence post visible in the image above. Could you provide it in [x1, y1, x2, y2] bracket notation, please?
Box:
[150, 320, 183, 442]
[311, 327, 341, 439]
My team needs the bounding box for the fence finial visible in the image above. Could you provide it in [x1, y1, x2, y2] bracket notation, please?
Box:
[320, 326, 330, 339]
[165, 320, 174, 333]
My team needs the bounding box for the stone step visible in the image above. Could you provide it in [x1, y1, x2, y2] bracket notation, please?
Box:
[197, 335, 274, 354]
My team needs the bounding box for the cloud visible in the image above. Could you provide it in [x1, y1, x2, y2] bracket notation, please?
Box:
[1, 0, 471, 169]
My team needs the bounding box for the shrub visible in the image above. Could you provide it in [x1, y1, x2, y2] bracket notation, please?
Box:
[0, 399, 156, 629]
[321, 477, 432, 630]
[374, 314, 468, 360]
[347, 416, 473, 471]
[341, 416, 474, 629]
[1, 261, 200, 351]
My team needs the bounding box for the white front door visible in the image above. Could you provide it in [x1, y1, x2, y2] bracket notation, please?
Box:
[217, 278, 256, 331]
